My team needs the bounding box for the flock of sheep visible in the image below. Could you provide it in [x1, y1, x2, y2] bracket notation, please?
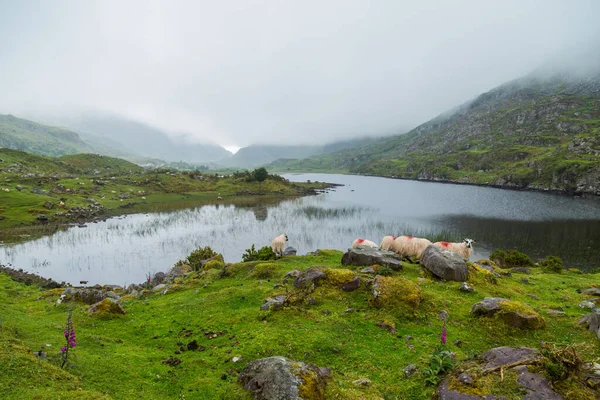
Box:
[353, 236, 475, 259]
[271, 233, 475, 260]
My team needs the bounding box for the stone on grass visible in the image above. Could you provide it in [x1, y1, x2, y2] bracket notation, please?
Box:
[471, 298, 545, 330]
[352, 378, 371, 387]
[293, 267, 326, 289]
[420, 245, 468, 282]
[88, 298, 125, 315]
[341, 247, 402, 270]
[342, 277, 360, 292]
[511, 267, 531, 274]
[579, 300, 596, 310]
[459, 282, 474, 292]
[371, 276, 422, 313]
[283, 247, 297, 256]
[578, 312, 600, 340]
[404, 364, 417, 378]
[480, 346, 540, 371]
[582, 288, 600, 296]
[152, 284, 167, 292]
[260, 295, 286, 311]
[238, 356, 328, 400]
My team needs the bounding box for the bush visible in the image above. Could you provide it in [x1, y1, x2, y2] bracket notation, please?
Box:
[422, 346, 456, 386]
[489, 249, 534, 269]
[242, 244, 275, 262]
[538, 255, 563, 273]
[175, 246, 218, 269]
[203, 259, 225, 271]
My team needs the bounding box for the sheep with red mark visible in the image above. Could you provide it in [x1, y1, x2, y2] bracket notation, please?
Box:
[433, 238, 475, 259]
[271, 233, 289, 259]
[379, 235, 397, 251]
[393, 235, 432, 258]
[351, 238, 378, 249]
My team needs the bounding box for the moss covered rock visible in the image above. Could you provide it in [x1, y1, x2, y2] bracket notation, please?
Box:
[88, 298, 125, 315]
[238, 356, 328, 400]
[471, 297, 545, 330]
[202, 259, 225, 271]
[370, 276, 422, 314]
[322, 268, 356, 287]
[250, 263, 278, 278]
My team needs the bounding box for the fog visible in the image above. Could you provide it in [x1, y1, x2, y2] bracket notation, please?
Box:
[1, 0, 599, 148]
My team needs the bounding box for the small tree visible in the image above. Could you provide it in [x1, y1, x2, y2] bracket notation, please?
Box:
[252, 168, 268, 194]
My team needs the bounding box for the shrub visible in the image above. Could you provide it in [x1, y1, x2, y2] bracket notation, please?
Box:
[422, 346, 456, 386]
[538, 255, 563, 273]
[203, 259, 225, 270]
[175, 246, 218, 269]
[242, 244, 275, 262]
[489, 249, 534, 269]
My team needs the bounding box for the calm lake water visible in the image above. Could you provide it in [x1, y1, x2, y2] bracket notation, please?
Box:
[1, 173, 600, 285]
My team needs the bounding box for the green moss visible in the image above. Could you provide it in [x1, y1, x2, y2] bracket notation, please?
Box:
[370, 276, 422, 315]
[249, 263, 278, 278]
[498, 300, 545, 329]
[322, 268, 356, 286]
[88, 299, 125, 316]
[203, 259, 225, 271]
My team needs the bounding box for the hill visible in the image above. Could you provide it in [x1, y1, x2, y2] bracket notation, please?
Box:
[221, 137, 385, 169]
[0, 114, 94, 157]
[62, 113, 233, 163]
[269, 68, 600, 196]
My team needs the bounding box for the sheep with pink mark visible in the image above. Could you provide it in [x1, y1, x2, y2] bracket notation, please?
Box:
[393, 235, 432, 259]
[379, 235, 397, 251]
[433, 238, 475, 259]
[351, 238, 378, 249]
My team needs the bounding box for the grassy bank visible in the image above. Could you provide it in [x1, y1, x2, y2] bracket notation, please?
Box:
[1, 250, 599, 399]
[0, 149, 331, 243]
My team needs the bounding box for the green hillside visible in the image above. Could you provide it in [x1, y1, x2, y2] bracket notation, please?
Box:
[0, 114, 94, 157]
[269, 71, 600, 196]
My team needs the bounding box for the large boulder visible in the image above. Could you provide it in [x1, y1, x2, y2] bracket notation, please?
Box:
[471, 298, 545, 330]
[370, 276, 422, 314]
[421, 245, 468, 282]
[480, 347, 540, 371]
[341, 247, 402, 270]
[238, 356, 328, 400]
[283, 247, 297, 256]
[578, 312, 600, 340]
[64, 288, 108, 305]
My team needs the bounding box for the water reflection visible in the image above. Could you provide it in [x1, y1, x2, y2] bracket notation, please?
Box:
[1, 173, 599, 285]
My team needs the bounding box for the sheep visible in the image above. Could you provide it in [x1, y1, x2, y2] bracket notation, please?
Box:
[352, 238, 378, 249]
[393, 235, 432, 258]
[433, 238, 475, 259]
[271, 233, 288, 258]
[379, 235, 397, 251]
[59, 201, 65, 208]
[3, 188, 9, 192]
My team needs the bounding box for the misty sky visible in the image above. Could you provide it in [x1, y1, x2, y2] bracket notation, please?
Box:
[1, 0, 599, 150]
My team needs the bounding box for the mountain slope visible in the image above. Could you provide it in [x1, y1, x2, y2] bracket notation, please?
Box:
[0, 114, 94, 157]
[270, 68, 600, 196]
[63, 114, 232, 163]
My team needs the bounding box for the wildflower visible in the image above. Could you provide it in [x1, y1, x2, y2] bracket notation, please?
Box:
[440, 323, 447, 345]
[61, 346, 67, 353]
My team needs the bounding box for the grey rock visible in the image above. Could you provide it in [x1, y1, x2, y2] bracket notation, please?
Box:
[352, 378, 371, 387]
[70, 288, 108, 305]
[341, 247, 402, 270]
[118, 193, 130, 199]
[360, 267, 375, 274]
[547, 309, 566, 316]
[260, 295, 286, 311]
[30, 188, 49, 196]
[514, 365, 563, 399]
[438, 378, 506, 400]
[106, 291, 120, 300]
[526, 294, 539, 300]
[459, 282, 474, 292]
[293, 267, 326, 289]
[238, 356, 327, 400]
[579, 300, 596, 310]
[421, 245, 468, 282]
[152, 284, 167, 292]
[36, 214, 48, 221]
[458, 373, 473, 385]
[582, 288, 600, 296]
[480, 346, 540, 371]
[283, 247, 297, 256]
[43, 201, 54, 209]
[33, 350, 47, 360]
[403, 364, 417, 378]
[342, 277, 360, 292]
[285, 270, 301, 278]
[471, 297, 506, 317]
[152, 272, 166, 286]
[511, 267, 531, 274]
[88, 298, 126, 315]
[578, 312, 600, 340]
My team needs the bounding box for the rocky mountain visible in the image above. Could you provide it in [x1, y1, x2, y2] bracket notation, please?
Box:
[0, 114, 95, 157]
[270, 66, 600, 196]
[60, 113, 232, 164]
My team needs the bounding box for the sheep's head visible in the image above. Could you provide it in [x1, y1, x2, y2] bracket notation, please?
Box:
[463, 238, 475, 248]
[283, 234, 288, 241]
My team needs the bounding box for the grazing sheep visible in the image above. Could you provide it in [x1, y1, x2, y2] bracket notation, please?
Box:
[393, 235, 432, 258]
[59, 201, 65, 208]
[379, 235, 397, 251]
[433, 238, 475, 259]
[352, 238, 378, 249]
[271, 233, 288, 258]
[3, 188, 9, 192]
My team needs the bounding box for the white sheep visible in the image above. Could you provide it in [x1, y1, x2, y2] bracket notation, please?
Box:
[433, 238, 475, 259]
[379, 235, 397, 251]
[393, 235, 432, 258]
[351, 238, 378, 249]
[59, 201, 65, 208]
[271, 233, 288, 258]
[3, 188, 9, 192]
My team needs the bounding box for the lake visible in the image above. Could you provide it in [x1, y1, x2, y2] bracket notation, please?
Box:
[1, 173, 599, 285]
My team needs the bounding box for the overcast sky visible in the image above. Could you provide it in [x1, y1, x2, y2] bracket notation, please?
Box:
[1, 0, 599, 151]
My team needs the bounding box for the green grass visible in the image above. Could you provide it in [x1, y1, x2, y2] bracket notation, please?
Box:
[1, 251, 599, 399]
